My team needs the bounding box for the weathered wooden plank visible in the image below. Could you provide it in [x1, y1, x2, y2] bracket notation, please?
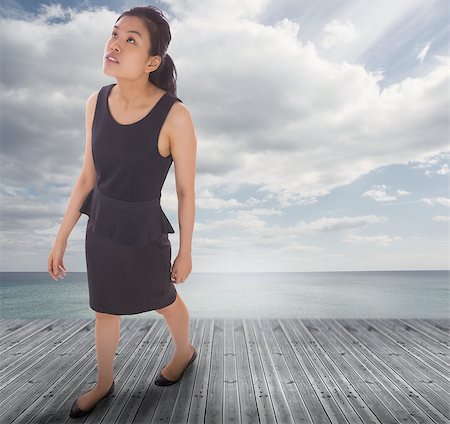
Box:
[302, 319, 387, 424]
[222, 319, 240, 424]
[312, 319, 383, 424]
[371, 319, 449, 377]
[258, 318, 312, 423]
[251, 318, 296, 424]
[395, 319, 449, 350]
[285, 319, 356, 424]
[0, 319, 89, 406]
[234, 318, 260, 424]
[242, 319, 277, 423]
[274, 319, 331, 424]
[335, 319, 448, 423]
[205, 318, 225, 424]
[331, 318, 421, 423]
[408, 319, 450, 340]
[0, 318, 448, 424]
[0, 318, 60, 352]
[426, 319, 449, 333]
[0, 318, 42, 339]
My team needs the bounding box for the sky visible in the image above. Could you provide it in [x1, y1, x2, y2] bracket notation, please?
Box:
[0, 0, 448, 272]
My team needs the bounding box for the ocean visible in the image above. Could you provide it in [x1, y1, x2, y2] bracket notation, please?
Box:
[0, 270, 448, 319]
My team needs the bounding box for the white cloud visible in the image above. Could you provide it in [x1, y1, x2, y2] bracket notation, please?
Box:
[362, 185, 396, 202]
[274, 17, 300, 39]
[312, 0, 430, 63]
[321, 19, 359, 49]
[0, 1, 448, 271]
[411, 151, 450, 176]
[432, 215, 450, 222]
[416, 41, 432, 63]
[435, 164, 449, 175]
[422, 197, 450, 207]
[163, 0, 270, 20]
[342, 233, 402, 247]
[1, 3, 448, 210]
[167, 13, 448, 207]
[362, 184, 410, 202]
[295, 214, 387, 233]
[196, 188, 243, 209]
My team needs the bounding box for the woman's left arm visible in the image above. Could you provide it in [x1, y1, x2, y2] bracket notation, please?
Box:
[168, 101, 197, 283]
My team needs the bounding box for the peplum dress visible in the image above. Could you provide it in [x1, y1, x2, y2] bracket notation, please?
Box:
[79, 83, 181, 315]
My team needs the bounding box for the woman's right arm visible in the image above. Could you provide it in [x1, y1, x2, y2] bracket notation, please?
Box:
[47, 91, 99, 281]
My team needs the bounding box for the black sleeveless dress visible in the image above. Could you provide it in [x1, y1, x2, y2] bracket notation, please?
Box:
[79, 83, 181, 315]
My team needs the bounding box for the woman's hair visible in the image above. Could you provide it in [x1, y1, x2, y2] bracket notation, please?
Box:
[115, 6, 178, 96]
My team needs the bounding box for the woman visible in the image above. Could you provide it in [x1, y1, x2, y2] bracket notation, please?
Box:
[47, 6, 197, 418]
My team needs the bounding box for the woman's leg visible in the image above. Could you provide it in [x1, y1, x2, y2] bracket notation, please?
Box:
[155, 292, 195, 381]
[75, 312, 120, 411]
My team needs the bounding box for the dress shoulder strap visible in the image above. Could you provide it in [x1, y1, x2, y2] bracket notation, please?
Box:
[149, 93, 183, 139]
[91, 85, 110, 130]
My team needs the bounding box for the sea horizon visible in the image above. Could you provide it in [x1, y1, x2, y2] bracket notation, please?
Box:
[1, 270, 448, 320]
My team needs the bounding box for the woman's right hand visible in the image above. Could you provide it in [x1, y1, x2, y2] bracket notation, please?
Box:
[48, 239, 68, 281]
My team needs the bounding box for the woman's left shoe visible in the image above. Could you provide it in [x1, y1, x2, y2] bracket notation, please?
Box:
[155, 347, 198, 386]
[69, 380, 115, 418]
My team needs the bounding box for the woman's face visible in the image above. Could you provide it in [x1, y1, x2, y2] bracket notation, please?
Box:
[103, 15, 160, 80]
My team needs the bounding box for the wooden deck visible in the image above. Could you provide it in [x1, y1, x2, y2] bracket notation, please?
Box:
[0, 318, 448, 423]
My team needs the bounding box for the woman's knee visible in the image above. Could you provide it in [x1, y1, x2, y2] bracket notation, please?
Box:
[155, 294, 179, 315]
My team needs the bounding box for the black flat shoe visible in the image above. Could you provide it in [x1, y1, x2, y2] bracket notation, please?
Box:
[69, 380, 115, 418]
[155, 347, 198, 386]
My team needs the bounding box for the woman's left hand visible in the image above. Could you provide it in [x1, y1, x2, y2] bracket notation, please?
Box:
[170, 253, 192, 284]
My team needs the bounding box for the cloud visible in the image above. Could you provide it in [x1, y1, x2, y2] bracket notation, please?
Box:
[195, 188, 244, 209]
[321, 19, 359, 49]
[295, 214, 387, 233]
[435, 164, 449, 175]
[362, 185, 396, 202]
[342, 233, 401, 247]
[163, 7, 448, 207]
[426, 163, 449, 176]
[162, 0, 270, 20]
[431, 215, 449, 222]
[1, 3, 448, 210]
[416, 41, 432, 63]
[410, 151, 450, 176]
[422, 197, 450, 207]
[0, 1, 448, 271]
[362, 184, 411, 202]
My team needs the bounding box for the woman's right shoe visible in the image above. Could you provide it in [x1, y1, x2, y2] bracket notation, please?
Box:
[69, 380, 115, 418]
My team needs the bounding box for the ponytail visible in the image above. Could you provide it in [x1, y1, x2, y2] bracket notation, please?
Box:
[149, 53, 178, 97]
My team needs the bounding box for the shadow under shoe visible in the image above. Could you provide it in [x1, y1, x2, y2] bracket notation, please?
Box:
[69, 380, 115, 418]
[155, 348, 198, 386]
